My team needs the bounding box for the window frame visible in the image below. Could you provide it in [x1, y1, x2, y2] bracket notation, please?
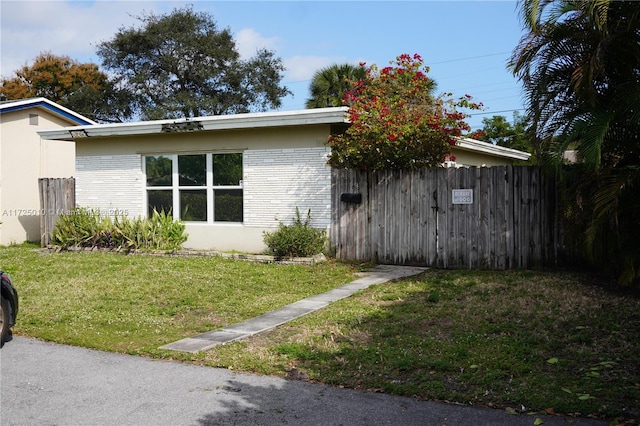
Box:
[144, 152, 243, 224]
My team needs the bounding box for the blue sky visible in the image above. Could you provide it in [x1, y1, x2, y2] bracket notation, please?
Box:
[1, 1, 527, 130]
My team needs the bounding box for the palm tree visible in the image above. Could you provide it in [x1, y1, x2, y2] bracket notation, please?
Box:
[510, 0, 640, 169]
[510, 0, 640, 285]
[305, 64, 366, 108]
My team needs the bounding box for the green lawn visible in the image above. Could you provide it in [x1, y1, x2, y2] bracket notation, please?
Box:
[3, 244, 638, 423]
[2, 244, 357, 353]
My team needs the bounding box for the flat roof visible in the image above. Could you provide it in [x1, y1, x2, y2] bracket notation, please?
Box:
[37, 106, 529, 161]
[37, 107, 349, 141]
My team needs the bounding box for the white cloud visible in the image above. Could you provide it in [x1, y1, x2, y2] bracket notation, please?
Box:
[284, 55, 355, 81]
[0, 1, 169, 78]
[1, 1, 358, 87]
[234, 28, 280, 59]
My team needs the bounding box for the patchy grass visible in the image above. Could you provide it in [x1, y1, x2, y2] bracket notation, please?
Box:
[200, 269, 640, 423]
[3, 244, 638, 423]
[2, 243, 356, 354]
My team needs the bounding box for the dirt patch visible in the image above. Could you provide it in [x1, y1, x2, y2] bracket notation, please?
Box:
[43, 246, 327, 265]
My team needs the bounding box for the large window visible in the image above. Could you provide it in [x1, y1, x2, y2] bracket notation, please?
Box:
[145, 153, 243, 223]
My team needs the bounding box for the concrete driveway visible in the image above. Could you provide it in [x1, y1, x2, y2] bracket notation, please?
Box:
[1, 337, 606, 426]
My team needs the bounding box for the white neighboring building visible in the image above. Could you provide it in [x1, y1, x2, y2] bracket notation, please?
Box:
[0, 98, 95, 245]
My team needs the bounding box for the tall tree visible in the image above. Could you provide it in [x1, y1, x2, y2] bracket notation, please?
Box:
[477, 112, 535, 161]
[305, 64, 367, 108]
[96, 6, 290, 120]
[328, 54, 481, 170]
[510, 0, 640, 285]
[0, 52, 131, 123]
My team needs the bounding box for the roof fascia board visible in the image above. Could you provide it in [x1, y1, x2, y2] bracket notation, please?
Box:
[456, 138, 531, 160]
[0, 97, 96, 125]
[38, 107, 349, 141]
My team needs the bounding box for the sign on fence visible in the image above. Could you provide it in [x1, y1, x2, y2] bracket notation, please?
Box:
[452, 189, 473, 204]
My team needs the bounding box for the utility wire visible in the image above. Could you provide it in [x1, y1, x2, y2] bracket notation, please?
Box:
[468, 108, 526, 116]
[428, 51, 512, 65]
[282, 51, 514, 86]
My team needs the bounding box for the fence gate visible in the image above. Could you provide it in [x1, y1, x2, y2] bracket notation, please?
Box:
[39, 177, 75, 247]
[330, 166, 559, 270]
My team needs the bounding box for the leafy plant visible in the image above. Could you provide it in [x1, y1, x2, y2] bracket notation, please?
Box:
[96, 5, 290, 120]
[327, 53, 482, 170]
[52, 207, 187, 251]
[0, 52, 130, 123]
[510, 0, 640, 286]
[51, 207, 108, 247]
[263, 208, 327, 258]
[305, 63, 366, 108]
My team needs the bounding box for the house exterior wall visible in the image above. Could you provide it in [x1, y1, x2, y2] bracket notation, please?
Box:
[75, 154, 144, 216]
[0, 109, 76, 245]
[243, 147, 331, 227]
[74, 125, 332, 253]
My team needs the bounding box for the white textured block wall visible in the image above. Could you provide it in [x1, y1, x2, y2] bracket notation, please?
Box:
[75, 154, 144, 217]
[76, 149, 332, 229]
[243, 147, 331, 228]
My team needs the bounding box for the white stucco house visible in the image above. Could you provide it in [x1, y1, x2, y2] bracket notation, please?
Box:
[37, 106, 530, 253]
[0, 98, 96, 245]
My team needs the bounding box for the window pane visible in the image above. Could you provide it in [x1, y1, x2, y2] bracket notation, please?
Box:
[214, 189, 243, 222]
[180, 190, 207, 221]
[213, 153, 242, 186]
[146, 156, 172, 186]
[148, 190, 173, 217]
[178, 154, 206, 186]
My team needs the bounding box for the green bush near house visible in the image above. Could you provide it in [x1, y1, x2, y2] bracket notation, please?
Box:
[263, 208, 327, 258]
[51, 207, 187, 251]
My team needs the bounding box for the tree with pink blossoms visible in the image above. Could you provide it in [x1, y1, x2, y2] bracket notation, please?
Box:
[328, 54, 482, 170]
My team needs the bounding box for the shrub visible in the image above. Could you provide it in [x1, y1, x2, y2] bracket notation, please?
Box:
[263, 208, 327, 259]
[51, 207, 109, 248]
[52, 208, 187, 251]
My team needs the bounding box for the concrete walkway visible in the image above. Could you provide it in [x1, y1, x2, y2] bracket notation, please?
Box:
[159, 265, 428, 353]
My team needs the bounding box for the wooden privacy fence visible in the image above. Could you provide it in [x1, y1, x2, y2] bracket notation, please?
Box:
[331, 166, 560, 269]
[39, 178, 75, 247]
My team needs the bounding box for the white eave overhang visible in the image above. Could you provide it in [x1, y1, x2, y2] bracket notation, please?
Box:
[37, 107, 349, 141]
[456, 138, 531, 161]
[36, 106, 530, 161]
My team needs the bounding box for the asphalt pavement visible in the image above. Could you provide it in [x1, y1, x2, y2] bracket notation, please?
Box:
[1, 337, 607, 426]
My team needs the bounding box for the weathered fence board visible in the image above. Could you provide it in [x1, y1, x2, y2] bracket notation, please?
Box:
[331, 166, 559, 269]
[39, 177, 75, 247]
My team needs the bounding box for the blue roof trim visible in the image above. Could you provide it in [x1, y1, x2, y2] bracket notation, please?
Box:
[0, 100, 94, 125]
